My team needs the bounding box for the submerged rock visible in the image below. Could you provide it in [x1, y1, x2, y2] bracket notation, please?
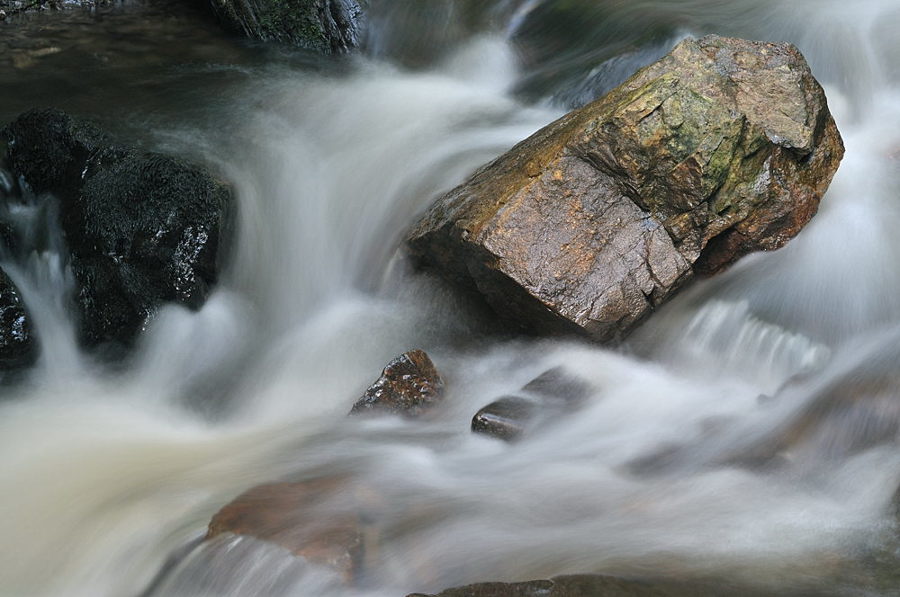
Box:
[407, 573, 778, 597]
[350, 349, 445, 418]
[471, 396, 538, 441]
[2, 108, 232, 350]
[471, 367, 591, 441]
[208, 0, 364, 54]
[0, 266, 36, 369]
[407, 35, 844, 344]
[206, 478, 363, 583]
[521, 366, 591, 405]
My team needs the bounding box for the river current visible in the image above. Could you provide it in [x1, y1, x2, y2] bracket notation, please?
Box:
[1, 1, 899, 595]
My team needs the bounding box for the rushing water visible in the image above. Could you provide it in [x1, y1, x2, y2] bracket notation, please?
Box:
[1, 0, 900, 595]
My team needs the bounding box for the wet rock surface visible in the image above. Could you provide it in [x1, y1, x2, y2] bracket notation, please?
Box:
[472, 367, 592, 441]
[206, 478, 363, 583]
[471, 396, 538, 441]
[209, 0, 364, 54]
[407, 35, 844, 344]
[521, 366, 591, 405]
[407, 574, 779, 597]
[0, 266, 36, 369]
[2, 108, 232, 349]
[730, 365, 900, 469]
[350, 349, 445, 417]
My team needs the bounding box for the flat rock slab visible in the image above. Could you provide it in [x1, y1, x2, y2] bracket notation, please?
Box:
[207, 478, 363, 583]
[407, 35, 843, 343]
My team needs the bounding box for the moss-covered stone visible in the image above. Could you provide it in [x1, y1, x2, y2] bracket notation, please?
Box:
[0, 266, 36, 370]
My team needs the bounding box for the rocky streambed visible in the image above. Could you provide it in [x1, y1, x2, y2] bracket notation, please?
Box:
[2, 1, 899, 597]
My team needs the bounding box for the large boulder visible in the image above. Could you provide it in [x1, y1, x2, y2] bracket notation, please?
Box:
[0, 266, 36, 369]
[2, 108, 232, 349]
[407, 35, 844, 344]
[208, 0, 364, 54]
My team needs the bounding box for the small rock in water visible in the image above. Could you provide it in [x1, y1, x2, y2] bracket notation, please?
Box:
[521, 366, 591, 405]
[471, 367, 592, 441]
[350, 349, 445, 418]
[471, 396, 539, 442]
[0, 10, 7, 20]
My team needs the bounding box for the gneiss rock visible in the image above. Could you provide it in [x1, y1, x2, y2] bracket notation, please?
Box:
[2, 109, 232, 350]
[350, 349, 445, 417]
[208, 0, 364, 54]
[407, 35, 844, 344]
[0, 266, 36, 369]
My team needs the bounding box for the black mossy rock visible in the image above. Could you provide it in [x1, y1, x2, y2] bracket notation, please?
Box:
[0, 266, 36, 369]
[2, 108, 232, 349]
[209, 0, 365, 54]
[3, 108, 107, 196]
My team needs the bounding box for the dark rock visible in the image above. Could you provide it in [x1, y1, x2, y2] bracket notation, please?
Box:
[521, 366, 591, 405]
[350, 349, 445, 418]
[0, 220, 16, 253]
[206, 478, 363, 583]
[3, 108, 106, 196]
[209, 0, 364, 54]
[0, 266, 36, 369]
[406, 35, 844, 345]
[2, 108, 232, 349]
[407, 573, 778, 597]
[471, 396, 538, 442]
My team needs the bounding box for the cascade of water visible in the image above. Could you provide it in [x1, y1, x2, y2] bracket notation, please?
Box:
[1, 1, 899, 595]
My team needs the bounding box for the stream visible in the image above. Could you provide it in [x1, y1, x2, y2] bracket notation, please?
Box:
[1, 0, 900, 595]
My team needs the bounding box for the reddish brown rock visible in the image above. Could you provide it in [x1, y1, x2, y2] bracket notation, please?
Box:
[407, 35, 844, 343]
[350, 349, 445, 417]
[206, 478, 362, 583]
